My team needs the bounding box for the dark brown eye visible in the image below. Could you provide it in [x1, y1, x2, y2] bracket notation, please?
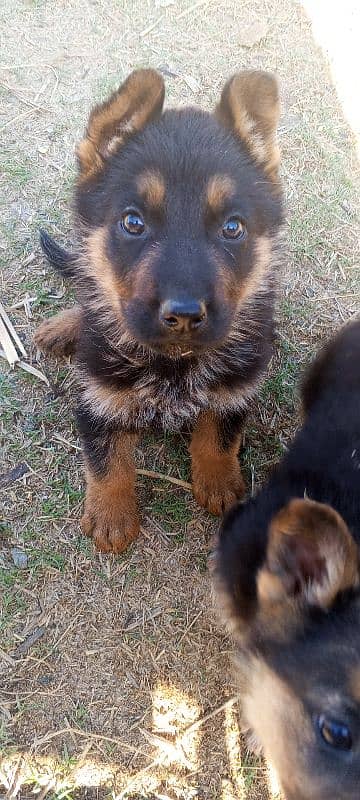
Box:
[121, 211, 145, 236]
[222, 217, 246, 240]
[317, 715, 352, 751]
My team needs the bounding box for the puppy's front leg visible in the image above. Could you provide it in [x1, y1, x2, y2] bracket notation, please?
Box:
[190, 409, 246, 515]
[76, 405, 140, 553]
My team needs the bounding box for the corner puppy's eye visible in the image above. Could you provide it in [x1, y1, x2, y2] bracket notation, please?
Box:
[121, 210, 145, 236]
[317, 715, 352, 751]
[222, 216, 246, 240]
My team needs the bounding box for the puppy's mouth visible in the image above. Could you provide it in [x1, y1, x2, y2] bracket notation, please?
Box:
[151, 341, 202, 359]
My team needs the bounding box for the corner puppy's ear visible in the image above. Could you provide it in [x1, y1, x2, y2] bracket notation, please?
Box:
[216, 70, 280, 181]
[257, 499, 359, 611]
[77, 69, 165, 181]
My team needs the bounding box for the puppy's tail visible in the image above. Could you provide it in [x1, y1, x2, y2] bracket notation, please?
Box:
[39, 229, 76, 280]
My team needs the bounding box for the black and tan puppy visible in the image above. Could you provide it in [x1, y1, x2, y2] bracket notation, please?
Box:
[35, 68, 283, 553]
[214, 320, 360, 800]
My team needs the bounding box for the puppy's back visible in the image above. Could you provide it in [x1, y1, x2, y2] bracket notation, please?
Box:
[302, 318, 360, 414]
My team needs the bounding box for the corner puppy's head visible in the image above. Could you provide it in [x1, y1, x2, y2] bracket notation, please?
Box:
[215, 497, 360, 800]
[75, 68, 283, 354]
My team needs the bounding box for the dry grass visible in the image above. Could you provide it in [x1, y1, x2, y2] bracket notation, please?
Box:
[0, 0, 359, 798]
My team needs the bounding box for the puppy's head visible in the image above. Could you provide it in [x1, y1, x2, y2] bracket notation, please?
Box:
[215, 497, 360, 800]
[75, 68, 283, 354]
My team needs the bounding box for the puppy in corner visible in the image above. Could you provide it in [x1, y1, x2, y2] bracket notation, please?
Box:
[35, 68, 283, 553]
[214, 319, 360, 800]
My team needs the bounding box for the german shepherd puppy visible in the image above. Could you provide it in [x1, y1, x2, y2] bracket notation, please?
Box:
[214, 320, 360, 800]
[35, 68, 283, 553]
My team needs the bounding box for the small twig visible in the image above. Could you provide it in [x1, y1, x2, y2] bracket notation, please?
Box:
[140, 18, 162, 36]
[136, 468, 191, 490]
[36, 782, 55, 800]
[0, 648, 16, 667]
[0, 108, 33, 132]
[34, 614, 81, 667]
[0, 81, 47, 112]
[5, 755, 24, 800]
[34, 725, 148, 756]
[7, 295, 37, 311]
[51, 439, 192, 489]
[176, 0, 210, 20]
[182, 695, 239, 736]
[12, 625, 47, 659]
[177, 609, 203, 645]
[52, 433, 81, 451]
[114, 757, 161, 800]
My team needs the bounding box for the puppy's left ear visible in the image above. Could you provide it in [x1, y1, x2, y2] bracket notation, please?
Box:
[216, 70, 280, 181]
[257, 499, 359, 611]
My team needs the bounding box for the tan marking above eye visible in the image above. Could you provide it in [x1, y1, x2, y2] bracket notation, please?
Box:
[206, 174, 236, 214]
[136, 170, 166, 209]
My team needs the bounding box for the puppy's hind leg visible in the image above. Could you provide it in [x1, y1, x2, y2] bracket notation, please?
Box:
[34, 306, 82, 358]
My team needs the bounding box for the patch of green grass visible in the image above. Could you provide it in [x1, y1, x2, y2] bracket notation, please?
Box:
[0, 719, 10, 750]
[162, 431, 191, 482]
[41, 476, 83, 519]
[125, 564, 138, 585]
[194, 552, 208, 573]
[0, 548, 66, 614]
[240, 752, 264, 791]
[261, 341, 300, 408]
[2, 156, 32, 188]
[70, 702, 89, 730]
[0, 373, 22, 417]
[28, 548, 66, 573]
[0, 587, 26, 645]
[149, 492, 192, 532]
[0, 567, 21, 589]
[96, 73, 124, 102]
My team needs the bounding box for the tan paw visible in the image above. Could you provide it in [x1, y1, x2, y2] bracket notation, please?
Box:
[192, 456, 245, 515]
[34, 308, 81, 358]
[81, 495, 140, 554]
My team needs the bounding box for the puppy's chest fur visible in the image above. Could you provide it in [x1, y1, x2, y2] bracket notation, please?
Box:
[78, 320, 271, 430]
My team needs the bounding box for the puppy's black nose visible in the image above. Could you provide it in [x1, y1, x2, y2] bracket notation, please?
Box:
[159, 299, 207, 333]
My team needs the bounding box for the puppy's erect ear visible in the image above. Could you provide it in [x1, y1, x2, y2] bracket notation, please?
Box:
[77, 69, 165, 181]
[257, 499, 359, 611]
[216, 70, 280, 181]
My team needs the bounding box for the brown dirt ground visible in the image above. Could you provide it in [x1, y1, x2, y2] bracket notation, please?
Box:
[0, 1, 359, 798]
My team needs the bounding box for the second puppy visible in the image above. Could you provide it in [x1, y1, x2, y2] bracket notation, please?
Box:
[214, 320, 360, 800]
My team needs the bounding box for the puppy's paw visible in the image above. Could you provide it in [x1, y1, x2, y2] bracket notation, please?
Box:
[34, 308, 81, 358]
[81, 493, 140, 553]
[192, 456, 245, 515]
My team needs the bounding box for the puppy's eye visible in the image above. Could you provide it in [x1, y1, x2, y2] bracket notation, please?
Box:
[121, 211, 145, 236]
[222, 217, 246, 240]
[317, 715, 352, 751]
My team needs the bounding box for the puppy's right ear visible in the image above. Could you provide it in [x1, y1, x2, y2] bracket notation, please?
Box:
[213, 498, 359, 644]
[258, 499, 359, 612]
[77, 69, 165, 182]
[216, 70, 280, 182]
